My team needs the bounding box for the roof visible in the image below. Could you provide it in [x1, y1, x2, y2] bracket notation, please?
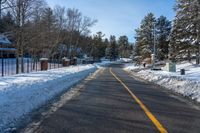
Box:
[0, 35, 12, 45]
[0, 48, 16, 51]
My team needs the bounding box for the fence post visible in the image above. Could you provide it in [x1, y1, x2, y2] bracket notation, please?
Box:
[7, 57, 8, 76]
[1, 51, 4, 77]
[35, 59, 38, 72]
[27, 58, 29, 73]
[58, 59, 59, 68]
[16, 57, 18, 74]
[40, 58, 48, 71]
[62, 57, 70, 67]
[31, 58, 32, 71]
[54, 58, 55, 69]
[49, 58, 52, 69]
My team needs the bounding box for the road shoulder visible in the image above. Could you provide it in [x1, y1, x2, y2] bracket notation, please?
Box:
[19, 68, 103, 133]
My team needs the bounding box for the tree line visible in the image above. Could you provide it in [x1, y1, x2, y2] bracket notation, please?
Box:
[0, 0, 133, 73]
[133, 0, 200, 64]
[89, 32, 133, 61]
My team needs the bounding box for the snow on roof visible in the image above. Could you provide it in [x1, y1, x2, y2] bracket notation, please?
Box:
[0, 35, 12, 45]
[0, 48, 16, 51]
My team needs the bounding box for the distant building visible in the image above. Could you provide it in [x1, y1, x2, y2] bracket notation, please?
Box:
[0, 34, 16, 58]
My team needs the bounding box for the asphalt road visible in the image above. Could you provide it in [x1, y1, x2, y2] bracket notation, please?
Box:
[21, 63, 200, 133]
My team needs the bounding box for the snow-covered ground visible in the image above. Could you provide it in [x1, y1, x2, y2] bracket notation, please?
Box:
[96, 60, 113, 68]
[0, 62, 112, 132]
[124, 62, 200, 103]
[118, 58, 132, 63]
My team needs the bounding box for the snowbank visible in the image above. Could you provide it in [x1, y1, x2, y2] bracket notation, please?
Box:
[124, 62, 200, 103]
[0, 64, 97, 132]
[118, 58, 132, 63]
[124, 64, 140, 71]
[95, 60, 113, 68]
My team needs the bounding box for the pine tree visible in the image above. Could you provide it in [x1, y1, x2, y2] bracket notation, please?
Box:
[0, 11, 15, 33]
[40, 7, 57, 57]
[134, 13, 156, 60]
[156, 16, 171, 60]
[170, 0, 200, 63]
[118, 35, 129, 58]
[109, 35, 118, 61]
[104, 38, 110, 58]
[91, 32, 106, 61]
[132, 43, 142, 64]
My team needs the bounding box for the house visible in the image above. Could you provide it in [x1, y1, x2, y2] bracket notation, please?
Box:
[0, 34, 16, 58]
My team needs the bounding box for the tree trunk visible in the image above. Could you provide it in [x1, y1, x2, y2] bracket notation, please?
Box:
[196, 1, 200, 64]
[68, 32, 73, 58]
[21, 50, 24, 73]
[16, 52, 19, 74]
[0, 0, 2, 20]
[197, 45, 200, 64]
[188, 50, 191, 62]
[196, 24, 200, 64]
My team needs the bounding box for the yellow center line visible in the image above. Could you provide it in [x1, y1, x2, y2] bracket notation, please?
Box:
[109, 68, 168, 133]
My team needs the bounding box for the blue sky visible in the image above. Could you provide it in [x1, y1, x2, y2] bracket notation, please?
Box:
[47, 0, 176, 43]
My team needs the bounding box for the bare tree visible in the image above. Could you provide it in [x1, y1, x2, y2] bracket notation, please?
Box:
[26, 0, 46, 59]
[6, 0, 45, 73]
[65, 8, 81, 58]
[65, 8, 97, 58]
[2, 1, 98, 71]
[50, 5, 66, 57]
[73, 16, 97, 56]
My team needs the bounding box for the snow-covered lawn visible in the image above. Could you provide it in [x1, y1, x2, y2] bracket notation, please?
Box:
[124, 62, 200, 103]
[118, 58, 132, 63]
[0, 64, 100, 132]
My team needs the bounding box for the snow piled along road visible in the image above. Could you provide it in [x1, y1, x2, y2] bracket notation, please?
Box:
[125, 62, 200, 103]
[0, 64, 97, 132]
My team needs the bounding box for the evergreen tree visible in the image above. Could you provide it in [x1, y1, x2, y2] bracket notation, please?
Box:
[109, 35, 118, 61]
[118, 35, 130, 58]
[134, 13, 156, 60]
[132, 43, 142, 64]
[156, 16, 171, 60]
[40, 7, 57, 57]
[91, 32, 106, 61]
[170, 0, 200, 63]
[0, 11, 15, 33]
[104, 38, 110, 58]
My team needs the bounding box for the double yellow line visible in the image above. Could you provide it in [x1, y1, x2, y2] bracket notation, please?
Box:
[109, 68, 168, 133]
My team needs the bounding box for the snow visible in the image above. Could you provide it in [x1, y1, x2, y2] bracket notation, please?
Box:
[0, 35, 11, 45]
[118, 58, 132, 63]
[95, 60, 113, 68]
[0, 48, 16, 51]
[124, 63, 141, 70]
[124, 62, 200, 103]
[39, 58, 48, 61]
[0, 64, 100, 132]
